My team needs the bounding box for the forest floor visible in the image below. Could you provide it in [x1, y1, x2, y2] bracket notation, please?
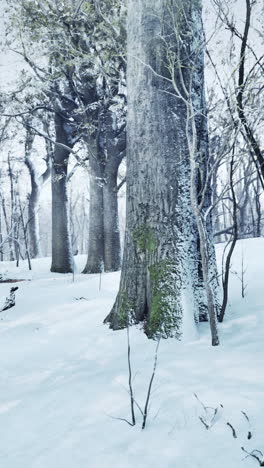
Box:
[0, 238, 263, 468]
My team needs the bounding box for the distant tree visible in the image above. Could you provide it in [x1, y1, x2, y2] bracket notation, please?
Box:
[24, 117, 52, 258]
[5, 0, 126, 273]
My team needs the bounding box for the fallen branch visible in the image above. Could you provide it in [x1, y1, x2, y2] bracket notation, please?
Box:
[241, 447, 264, 466]
[1, 287, 19, 312]
[227, 421, 237, 438]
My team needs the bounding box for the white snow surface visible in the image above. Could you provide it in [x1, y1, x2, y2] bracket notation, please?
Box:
[0, 238, 263, 468]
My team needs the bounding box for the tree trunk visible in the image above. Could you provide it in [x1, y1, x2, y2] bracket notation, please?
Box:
[83, 156, 104, 274]
[83, 110, 124, 274]
[103, 166, 121, 272]
[24, 129, 42, 259]
[50, 114, 73, 273]
[28, 183, 41, 258]
[1, 197, 14, 261]
[105, 0, 211, 338]
[102, 110, 124, 273]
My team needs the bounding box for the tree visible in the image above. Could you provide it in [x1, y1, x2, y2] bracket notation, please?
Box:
[212, 0, 264, 189]
[5, 0, 126, 273]
[105, 0, 220, 345]
[24, 117, 51, 258]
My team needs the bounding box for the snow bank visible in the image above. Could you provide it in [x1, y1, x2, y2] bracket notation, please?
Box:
[0, 238, 263, 468]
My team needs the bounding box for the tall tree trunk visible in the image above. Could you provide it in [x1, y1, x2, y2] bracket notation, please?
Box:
[28, 183, 41, 258]
[105, 0, 212, 338]
[83, 156, 104, 273]
[254, 177, 261, 237]
[103, 165, 121, 272]
[83, 111, 124, 274]
[24, 126, 42, 258]
[1, 196, 14, 261]
[7, 153, 19, 264]
[50, 114, 73, 273]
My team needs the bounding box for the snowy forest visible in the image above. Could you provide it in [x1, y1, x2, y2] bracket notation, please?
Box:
[0, 0, 263, 467]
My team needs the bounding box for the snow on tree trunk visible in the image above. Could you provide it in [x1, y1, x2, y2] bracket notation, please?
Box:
[28, 184, 41, 258]
[25, 123, 51, 259]
[50, 114, 73, 273]
[25, 130, 42, 259]
[105, 0, 211, 339]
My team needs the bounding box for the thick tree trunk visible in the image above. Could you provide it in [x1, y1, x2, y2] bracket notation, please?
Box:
[103, 166, 121, 272]
[83, 110, 124, 274]
[83, 157, 104, 274]
[50, 114, 73, 273]
[105, 0, 211, 338]
[83, 158, 122, 274]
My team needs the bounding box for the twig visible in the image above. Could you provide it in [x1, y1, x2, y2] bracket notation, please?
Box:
[127, 326, 136, 426]
[241, 447, 264, 466]
[241, 410, 252, 439]
[109, 415, 135, 427]
[142, 339, 160, 430]
[227, 422, 237, 438]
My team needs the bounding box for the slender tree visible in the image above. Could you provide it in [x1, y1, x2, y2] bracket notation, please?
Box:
[24, 118, 51, 258]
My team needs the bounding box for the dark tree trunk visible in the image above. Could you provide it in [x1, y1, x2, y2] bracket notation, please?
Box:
[255, 178, 261, 237]
[83, 156, 104, 274]
[102, 111, 124, 272]
[83, 158, 122, 274]
[83, 112, 124, 274]
[105, 0, 215, 338]
[103, 165, 121, 272]
[50, 114, 73, 273]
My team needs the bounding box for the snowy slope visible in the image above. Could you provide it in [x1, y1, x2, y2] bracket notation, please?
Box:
[0, 239, 263, 468]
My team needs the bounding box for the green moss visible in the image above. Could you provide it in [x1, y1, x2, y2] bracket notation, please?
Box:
[148, 260, 181, 339]
[117, 290, 135, 328]
[133, 225, 156, 254]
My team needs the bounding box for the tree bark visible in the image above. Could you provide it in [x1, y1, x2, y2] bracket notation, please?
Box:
[103, 167, 121, 272]
[25, 127, 41, 258]
[27, 181, 41, 258]
[83, 155, 104, 274]
[105, 0, 213, 338]
[83, 112, 124, 274]
[103, 112, 124, 272]
[83, 153, 122, 274]
[50, 114, 73, 273]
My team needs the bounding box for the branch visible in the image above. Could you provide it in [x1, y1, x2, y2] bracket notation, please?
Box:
[1, 106, 54, 118]
[142, 339, 160, 430]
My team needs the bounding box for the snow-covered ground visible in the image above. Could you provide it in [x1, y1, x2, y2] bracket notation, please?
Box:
[0, 238, 263, 468]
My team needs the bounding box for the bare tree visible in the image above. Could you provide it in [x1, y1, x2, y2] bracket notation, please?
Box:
[24, 117, 51, 258]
